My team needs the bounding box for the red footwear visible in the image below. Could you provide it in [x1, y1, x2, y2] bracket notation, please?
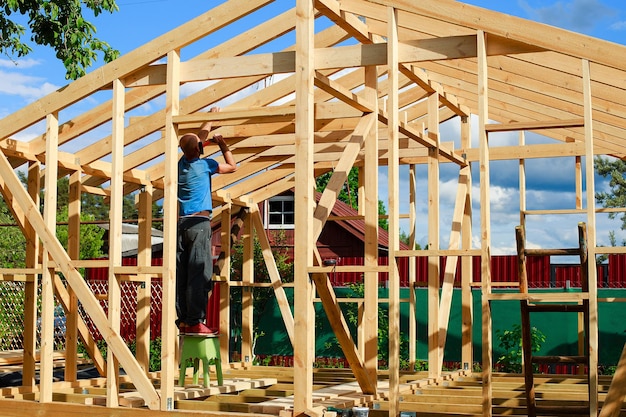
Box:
[183, 322, 218, 335]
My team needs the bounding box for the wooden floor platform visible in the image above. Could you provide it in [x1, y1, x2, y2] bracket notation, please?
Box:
[1, 354, 625, 417]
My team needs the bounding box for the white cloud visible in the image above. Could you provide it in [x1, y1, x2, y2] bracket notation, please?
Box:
[0, 70, 59, 101]
[610, 20, 626, 30]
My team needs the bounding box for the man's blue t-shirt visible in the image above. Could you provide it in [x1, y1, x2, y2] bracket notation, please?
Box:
[178, 156, 219, 215]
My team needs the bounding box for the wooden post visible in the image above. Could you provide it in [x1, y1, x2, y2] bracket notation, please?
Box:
[294, 0, 315, 414]
[40, 112, 59, 403]
[477, 30, 493, 417]
[242, 212, 254, 364]
[107, 78, 125, 407]
[161, 48, 181, 410]
[582, 58, 599, 417]
[219, 203, 232, 366]
[23, 161, 41, 387]
[427, 92, 441, 378]
[387, 6, 401, 416]
[460, 116, 474, 371]
[363, 64, 379, 385]
[65, 168, 81, 382]
[408, 164, 417, 372]
[136, 184, 153, 373]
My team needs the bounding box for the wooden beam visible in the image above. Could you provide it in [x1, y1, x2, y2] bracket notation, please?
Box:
[485, 118, 584, 132]
[362, 64, 380, 387]
[293, 0, 315, 414]
[477, 29, 493, 417]
[427, 93, 441, 378]
[40, 112, 59, 403]
[583, 58, 599, 417]
[387, 6, 401, 417]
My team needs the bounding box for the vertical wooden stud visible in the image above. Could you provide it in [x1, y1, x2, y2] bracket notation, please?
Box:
[477, 30, 493, 417]
[162, 49, 181, 410]
[363, 65, 379, 384]
[40, 112, 59, 403]
[427, 92, 441, 378]
[582, 58, 598, 417]
[242, 213, 254, 364]
[408, 164, 417, 372]
[137, 183, 153, 373]
[107, 78, 125, 407]
[387, 6, 401, 417]
[66, 168, 81, 382]
[294, 0, 315, 413]
[460, 116, 474, 371]
[23, 161, 41, 387]
[220, 204, 232, 366]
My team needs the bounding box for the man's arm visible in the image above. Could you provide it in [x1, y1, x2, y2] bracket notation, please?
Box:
[213, 134, 237, 174]
[197, 106, 219, 142]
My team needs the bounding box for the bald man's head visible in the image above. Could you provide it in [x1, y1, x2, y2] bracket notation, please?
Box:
[180, 133, 200, 159]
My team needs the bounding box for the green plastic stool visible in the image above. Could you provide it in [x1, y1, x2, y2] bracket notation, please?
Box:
[178, 334, 223, 387]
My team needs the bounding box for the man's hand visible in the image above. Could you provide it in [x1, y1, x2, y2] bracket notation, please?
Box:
[211, 134, 226, 146]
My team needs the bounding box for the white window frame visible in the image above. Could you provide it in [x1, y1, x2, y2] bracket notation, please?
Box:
[265, 196, 295, 230]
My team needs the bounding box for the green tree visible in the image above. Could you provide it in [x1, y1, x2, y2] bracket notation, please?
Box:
[56, 206, 105, 260]
[0, 174, 109, 268]
[596, 156, 626, 240]
[0, 202, 26, 267]
[316, 167, 389, 230]
[0, 0, 120, 79]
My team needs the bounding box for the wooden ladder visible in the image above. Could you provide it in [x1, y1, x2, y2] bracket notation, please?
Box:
[516, 222, 591, 417]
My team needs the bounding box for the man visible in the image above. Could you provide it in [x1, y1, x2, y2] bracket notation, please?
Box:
[177, 107, 237, 334]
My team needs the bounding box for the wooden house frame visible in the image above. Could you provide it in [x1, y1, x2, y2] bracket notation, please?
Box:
[0, 0, 625, 416]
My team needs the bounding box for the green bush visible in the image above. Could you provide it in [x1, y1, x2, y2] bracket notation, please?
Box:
[496, 324, 546, 373]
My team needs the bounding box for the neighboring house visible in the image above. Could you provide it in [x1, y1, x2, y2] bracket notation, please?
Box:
[211, 190, 409, 262]
[97, 223, 164, 258]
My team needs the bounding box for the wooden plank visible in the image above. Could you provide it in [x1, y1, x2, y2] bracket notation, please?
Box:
[64, 169, 81, 382]
[40, 112, 59, 403]
[22, 161, 40, 387]
[136, 185, 153, 373]
[106, 77, 125, 407]
[242, 212, 254, 364]
[427, 93, 441, 378]
[173, 105, 296, 126]
[477, 29, 493, 417]
[583, 58, 600, 417]
[386, 6, 401, 417]
[293, 0, 315, 414]
[460, 116, 474, 371]
[160, 48, 181, 411]
[485, 118, 584, 132]
[219, 206, 232, 367]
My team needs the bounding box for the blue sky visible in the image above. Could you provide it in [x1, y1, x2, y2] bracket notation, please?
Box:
[0, 0, 624, 256]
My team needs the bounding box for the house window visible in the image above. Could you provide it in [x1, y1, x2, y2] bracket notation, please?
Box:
[267, 196, 294, 229]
